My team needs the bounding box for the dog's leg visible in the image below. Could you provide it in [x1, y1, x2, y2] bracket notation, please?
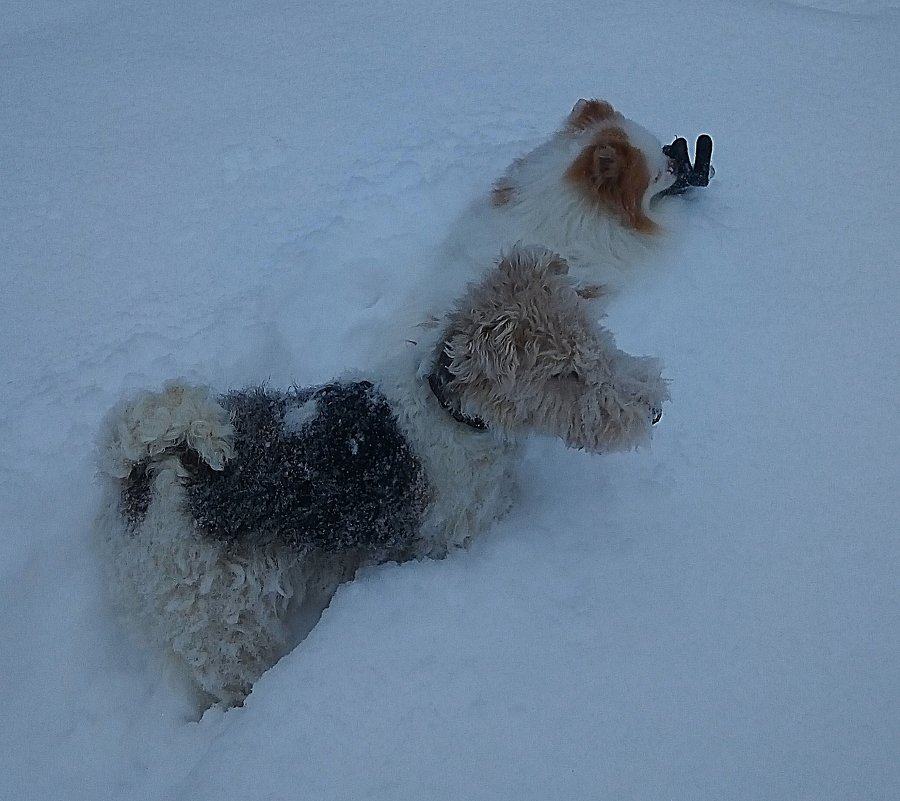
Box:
[161, 531, 303, 706]
[98, 456, 306, 706]
[97, 382, 307, 706]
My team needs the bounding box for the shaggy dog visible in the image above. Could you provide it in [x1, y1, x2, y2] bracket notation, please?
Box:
[440, 98, 679, 298]
[95, 247, 669, 707]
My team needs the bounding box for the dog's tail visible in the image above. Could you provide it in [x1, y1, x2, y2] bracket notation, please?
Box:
[97, 381, 234, 481]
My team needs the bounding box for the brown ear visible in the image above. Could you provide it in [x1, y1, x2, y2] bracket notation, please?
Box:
[565, 98, 616, 133]
[565, 128, 657, 234]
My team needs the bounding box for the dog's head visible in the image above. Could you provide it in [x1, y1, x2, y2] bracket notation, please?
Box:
[561, 99, 677, 233]
[434, 246, 669, 452]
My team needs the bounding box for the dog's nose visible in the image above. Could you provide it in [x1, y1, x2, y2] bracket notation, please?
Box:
[651, 408, 662, 425]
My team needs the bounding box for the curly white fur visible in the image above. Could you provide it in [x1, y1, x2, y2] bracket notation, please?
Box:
[95, 389, 306, 705]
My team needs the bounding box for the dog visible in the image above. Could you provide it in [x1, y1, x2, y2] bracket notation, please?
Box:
[439, 99, 679, 300]
[95, 246, 669, 707]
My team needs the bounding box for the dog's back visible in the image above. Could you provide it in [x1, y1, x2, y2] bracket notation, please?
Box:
[167, 382, 431, 554]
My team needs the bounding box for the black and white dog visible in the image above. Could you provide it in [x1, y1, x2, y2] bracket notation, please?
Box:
[96, 247, 669, 706]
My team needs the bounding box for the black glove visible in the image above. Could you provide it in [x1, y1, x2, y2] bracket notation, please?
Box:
[660, 134, 714, 196]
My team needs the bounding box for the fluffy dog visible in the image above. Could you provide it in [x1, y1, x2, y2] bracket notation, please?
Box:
[95, 247, 669, 707]
[441, 99, 678, 297]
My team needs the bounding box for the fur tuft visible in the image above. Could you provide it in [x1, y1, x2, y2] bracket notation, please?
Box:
[98, 381, 234, 480]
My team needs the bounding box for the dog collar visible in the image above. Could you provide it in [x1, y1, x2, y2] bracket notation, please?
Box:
[427, 345, 488, 431]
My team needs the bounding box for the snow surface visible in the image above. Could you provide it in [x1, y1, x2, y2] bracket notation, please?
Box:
[2, 1, 899, 799]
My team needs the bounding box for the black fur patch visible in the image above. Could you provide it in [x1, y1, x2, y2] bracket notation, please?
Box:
[184, 382, 431, 553]
[121, 458, 153, 529]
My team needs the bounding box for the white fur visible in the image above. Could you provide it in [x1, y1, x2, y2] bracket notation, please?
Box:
[439, 100, 677, 298]
[376, 342, 522, 556]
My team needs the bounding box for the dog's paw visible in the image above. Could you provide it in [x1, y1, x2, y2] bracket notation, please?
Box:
[637, 384, 668, 428]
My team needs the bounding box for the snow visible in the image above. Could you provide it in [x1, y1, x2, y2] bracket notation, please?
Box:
[2, 1, 899, 799]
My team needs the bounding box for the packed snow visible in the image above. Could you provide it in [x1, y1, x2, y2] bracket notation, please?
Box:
[2, 1, 898, 799]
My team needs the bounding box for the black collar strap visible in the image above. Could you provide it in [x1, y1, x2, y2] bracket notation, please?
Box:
[427, 344, 488, 431]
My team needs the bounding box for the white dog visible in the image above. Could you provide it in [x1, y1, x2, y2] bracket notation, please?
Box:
[95, 247, 669, 707]
[440, 99, 679, 298]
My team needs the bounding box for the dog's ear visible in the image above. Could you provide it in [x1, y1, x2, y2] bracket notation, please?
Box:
[566, 98, 616, 133]
[474, 314, 520, 385]
[447, 314, 520, 387]
[565, 129, 657, 234]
